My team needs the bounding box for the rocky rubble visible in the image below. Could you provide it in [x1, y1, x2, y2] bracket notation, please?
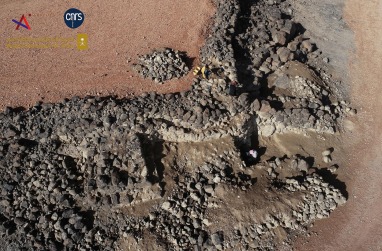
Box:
[200, 0, 239, 81]
[256, 61, 353, 137]
[286, 174, 347, 222]
[0, 0, 353, 250]
[148, 165, 255, 250]
[132, 48, 190, 83]
[0, 79, 256, 250]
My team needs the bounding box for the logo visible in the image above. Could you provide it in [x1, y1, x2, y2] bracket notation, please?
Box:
[64, 8, 84, 29]
[6, 34, 89, 50]
[12, 14, 31, 30]
[77, 34, 88, 50]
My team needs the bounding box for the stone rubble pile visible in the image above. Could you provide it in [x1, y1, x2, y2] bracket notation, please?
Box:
[215, 170, 346, 250]
[0, 83, 252, 250]
[0, 81, 349, 251]
[256, 72, 353, 137]
[148, 165, 255, 250]
[133, 48, 190, 83]
[286, 174, 347, 222]
[0, 139, 115, 250]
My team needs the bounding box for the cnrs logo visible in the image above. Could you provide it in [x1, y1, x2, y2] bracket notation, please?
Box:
[64, 8, 84, 29]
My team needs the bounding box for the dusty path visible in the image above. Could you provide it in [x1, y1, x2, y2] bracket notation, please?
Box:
[0, 0, 214, 110]
[295, 0, 382, 250]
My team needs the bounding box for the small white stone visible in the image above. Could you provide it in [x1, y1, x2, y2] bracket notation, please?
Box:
[161, 201, 171, 211]
[322, 149, 331, 156]
[323, 156, 332, 163]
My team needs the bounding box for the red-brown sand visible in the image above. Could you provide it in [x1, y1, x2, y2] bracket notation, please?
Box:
[0, 0, 214, 110]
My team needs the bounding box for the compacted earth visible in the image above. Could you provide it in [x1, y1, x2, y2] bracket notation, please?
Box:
[1, 0, 375, 250]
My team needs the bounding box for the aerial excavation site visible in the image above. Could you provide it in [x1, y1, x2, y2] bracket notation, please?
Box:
[0, 0, 381, 250]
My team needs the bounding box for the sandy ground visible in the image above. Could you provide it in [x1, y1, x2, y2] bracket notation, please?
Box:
[0, 0, 214, 110]
[295, 0, 382, 250]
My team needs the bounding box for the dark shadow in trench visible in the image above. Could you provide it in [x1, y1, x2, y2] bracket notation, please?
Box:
[233, 0, 258, 94]
[137, 134, 166, 187]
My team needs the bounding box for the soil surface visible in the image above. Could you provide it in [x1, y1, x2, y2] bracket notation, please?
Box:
[0, 0, 214, 110]
[294, 0, 382, 250]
